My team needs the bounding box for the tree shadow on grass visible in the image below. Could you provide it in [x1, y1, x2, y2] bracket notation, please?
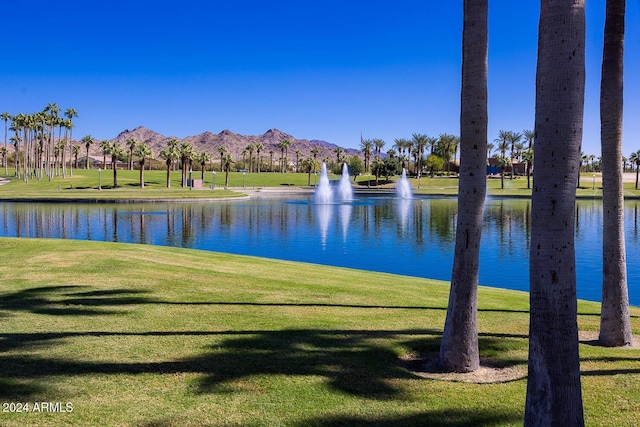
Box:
[140, 407, 523, 427]
[296, 408, 522, 426]
[0, 379, 45, 400]
[0, 285, 158, 316]
[162, 300, 531, 315]
[0, 327, 532, 403]
[192, 328, 434, 398]
[0, 328, 446, 401]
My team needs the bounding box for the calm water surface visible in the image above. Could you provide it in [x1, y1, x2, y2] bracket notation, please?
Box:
[1, 195, 639, 305]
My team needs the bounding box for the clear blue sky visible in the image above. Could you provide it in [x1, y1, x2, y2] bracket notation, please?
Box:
[2, 0, 639, 157]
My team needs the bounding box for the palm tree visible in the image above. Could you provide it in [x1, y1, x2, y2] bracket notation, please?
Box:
[282, 139, 291, 172]
[241, 148, 248, 170]
[436, 134, 459, 174]
[1, 112, 10, 176]
[180, 142, 195, 187]
[105, 142, 125, 188]
[486, 142, 495, 156]
[134, 142, 153, 188]
[523, 129, 535, 188]
[59, 118, 72, 178]
[494, 129, 510, 173]
[507, 131, 522, 179]
[311, 148, 320, 174]
[246, 144, 255, 172]
[495, 155, 510, 189]
[333, 146, 344, 166]
[630, 150, 640, 189]
[160, 140, 179, 188]
[599, 0, 632, 347]
[255, 142, 264, 173]
[393, 139, 410, 170]
[197, 151, 211, 181]
[43, 103, 60, 180]
[521, 150, 534, 189]
[221, 152, 234, 187]
[126, 138, 138, 170]
[9, 135, 20, 176]
[11, 113, 26, 179]
[360, 139, 373, 172]
[525, 0, 586, 424]
[269, 150, 275, 172]
[64, 108, 78, 177]
[81, 135, 95, 169]
[54, 140, 64, 176]
[302, 157, 317, 185]
[373, 138, 385, 159]
[219, 146, 227, 172]
[392, 138, 402, 156]
[295, 150, 301, 172]
[413, 134, 429, 174]
[278, 140, 290, 173]
[372, 158, 384, 186]
[99, 140, 110, 169]
[72, 144, 81, 170]
[0, 147, 7, 172]
[439, 0, 487, 373]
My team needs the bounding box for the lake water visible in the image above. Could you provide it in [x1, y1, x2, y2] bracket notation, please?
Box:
[1, 195, 639, 305]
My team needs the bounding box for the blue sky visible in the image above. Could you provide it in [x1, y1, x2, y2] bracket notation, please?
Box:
[2, 0, 639, 157]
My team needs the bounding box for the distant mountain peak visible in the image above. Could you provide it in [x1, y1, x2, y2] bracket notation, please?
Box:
[263, 128, 294, 140]
[99, 126, 357, 164]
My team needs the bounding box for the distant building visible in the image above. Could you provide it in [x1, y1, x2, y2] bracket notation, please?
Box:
[486, 158, 528, 176]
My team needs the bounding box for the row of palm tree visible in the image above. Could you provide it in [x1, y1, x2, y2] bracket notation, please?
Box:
[0, 109, 545, 184]
[93, 139, 153, 188]
[157, 139, 225, 188]
[490, 129, 535, 189]
[1, 105, 78, 182]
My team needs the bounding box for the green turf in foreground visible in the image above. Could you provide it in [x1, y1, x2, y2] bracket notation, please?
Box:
[0, 238, 639, 426]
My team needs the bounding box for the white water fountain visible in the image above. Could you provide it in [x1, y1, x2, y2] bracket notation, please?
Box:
[314, 163, 353, 204]
[314, 163, 333, 204]
[337, 163, 353, 202]
[395, 168, 413, 199]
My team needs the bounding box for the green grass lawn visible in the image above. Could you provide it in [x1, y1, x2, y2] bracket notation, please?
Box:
[1, 238, 639, 426]
[4, 169, 640, 201]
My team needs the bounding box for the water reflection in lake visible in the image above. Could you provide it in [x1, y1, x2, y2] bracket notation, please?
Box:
[1, 196, 639, 305]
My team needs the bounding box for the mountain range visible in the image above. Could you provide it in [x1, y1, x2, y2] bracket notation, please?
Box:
[104, 126, 361, 164]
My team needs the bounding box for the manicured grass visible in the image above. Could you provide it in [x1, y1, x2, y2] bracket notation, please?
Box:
[0, 169, 334, 200]
[0, 169, 245, 200]
[3, 169, 640, 200]
[1, 237, 639, 426]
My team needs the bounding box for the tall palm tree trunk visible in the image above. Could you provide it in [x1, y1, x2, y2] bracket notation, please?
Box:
[439, 0, 487, 372]
[599, 0, 632, 347]
[113, 165, 118, 188]
[525, 0, 585, 425]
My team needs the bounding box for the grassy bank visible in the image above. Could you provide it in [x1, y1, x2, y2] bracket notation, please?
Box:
[3, 169, 640, 201]
[0, 238, 639, 426]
